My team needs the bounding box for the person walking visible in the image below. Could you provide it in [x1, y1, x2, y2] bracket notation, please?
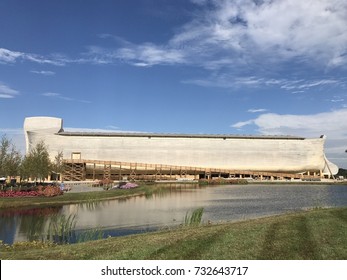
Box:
[60, 181, 65, 191]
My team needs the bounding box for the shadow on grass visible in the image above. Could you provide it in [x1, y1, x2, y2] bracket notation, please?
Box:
[147, 227, 229, 259]
[259, 216, 318, 259]
[330, 208, 347, 223]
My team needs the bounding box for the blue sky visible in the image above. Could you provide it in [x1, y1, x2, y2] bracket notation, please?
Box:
[0, 0, 347, 168]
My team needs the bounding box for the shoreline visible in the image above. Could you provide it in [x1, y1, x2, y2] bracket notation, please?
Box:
[1, 180, 346, 210]
[2, 207, 346, 260]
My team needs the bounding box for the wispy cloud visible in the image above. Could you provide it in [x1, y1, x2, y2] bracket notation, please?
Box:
[279, 79, 341, 91]
[0, 82, 19, 98]
[2, 0, 346, 74]
[1, 1, 346, 97]
[105, 125, 120, 130]
[30, 70, 55, 76]
[0, 48, 22, 63]
[183, 75, 345, 92]
[81, 43, 186, 66]
[0, 48, 67, 66]
[248, 108, 268, 113]
[183, 76, 269, 88]
[42, 92, 72, 100]
[331, 98, 344, 103]
[42, 92, 91, 103]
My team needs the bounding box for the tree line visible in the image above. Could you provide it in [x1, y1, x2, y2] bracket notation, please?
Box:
[0, 135, 63, 182]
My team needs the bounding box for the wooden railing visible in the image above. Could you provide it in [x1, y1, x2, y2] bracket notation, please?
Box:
[62, 158, 321, 181]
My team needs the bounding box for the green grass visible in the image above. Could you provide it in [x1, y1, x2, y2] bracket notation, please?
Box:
[184, 207, 204, 226]
[1, 207, 346, 260]
[0, 185, 165, 209]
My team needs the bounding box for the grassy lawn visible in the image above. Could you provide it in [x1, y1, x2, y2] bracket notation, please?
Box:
[1, 207, 346, 260]
[0, 184, 166, 209]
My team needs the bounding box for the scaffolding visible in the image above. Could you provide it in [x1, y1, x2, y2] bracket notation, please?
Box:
[62, 159, 322, 182]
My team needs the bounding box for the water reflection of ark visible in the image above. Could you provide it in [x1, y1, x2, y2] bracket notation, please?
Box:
[0, 207, 62, 244]
[0, 203, 158, 245]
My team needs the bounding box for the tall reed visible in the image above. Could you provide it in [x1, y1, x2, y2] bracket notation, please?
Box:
[184, 207, 204, 226]
[47, 214, 77, 244]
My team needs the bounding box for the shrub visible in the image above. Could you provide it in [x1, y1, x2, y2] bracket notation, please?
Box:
[42, 185, 62, 197]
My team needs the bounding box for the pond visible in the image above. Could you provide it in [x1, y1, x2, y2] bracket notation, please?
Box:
[1, 183, 347, 244]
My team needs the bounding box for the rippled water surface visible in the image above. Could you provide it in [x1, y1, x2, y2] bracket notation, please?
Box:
[1, 184, 347, 244]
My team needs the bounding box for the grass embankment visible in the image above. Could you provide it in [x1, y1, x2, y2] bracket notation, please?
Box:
[0, 185, 163, 209]
[1, 207, 346, 260]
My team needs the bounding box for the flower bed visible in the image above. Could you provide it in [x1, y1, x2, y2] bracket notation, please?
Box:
[110, 182, 138, 190]
[0, 185, 63, 198]
[119, 182, 138, 189]
[0, 190, 42, 198]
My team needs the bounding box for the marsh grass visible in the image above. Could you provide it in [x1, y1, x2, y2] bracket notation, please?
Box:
[184, 207, 204, 226]
[47, 214, 77, 244]
[25, 216, 47, 242]
[76, 228, 104, 243]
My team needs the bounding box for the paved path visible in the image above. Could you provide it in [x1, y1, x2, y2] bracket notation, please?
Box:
[66, 184, 104, 193]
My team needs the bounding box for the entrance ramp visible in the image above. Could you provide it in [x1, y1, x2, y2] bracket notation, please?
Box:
[62, 159, 322, 182]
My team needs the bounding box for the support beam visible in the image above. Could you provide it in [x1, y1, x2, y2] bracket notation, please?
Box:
[62, 159, 322, 182]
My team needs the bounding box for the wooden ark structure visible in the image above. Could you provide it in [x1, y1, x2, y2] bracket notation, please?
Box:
[24, 117, 338, 181]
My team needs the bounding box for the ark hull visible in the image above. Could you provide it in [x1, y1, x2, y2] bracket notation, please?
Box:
[24, 116, 339, 176]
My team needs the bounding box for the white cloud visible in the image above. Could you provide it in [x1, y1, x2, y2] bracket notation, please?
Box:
[231, 108, 347, 168]
[2, 0, 346, 74]
[99, 0, 347, 70]
[242, 1, 346, 62]
[1, 1, 346, 72]
[118, 44, 186, 66]
[231, 108, 347, 139]
[0, 83, 19, 98]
